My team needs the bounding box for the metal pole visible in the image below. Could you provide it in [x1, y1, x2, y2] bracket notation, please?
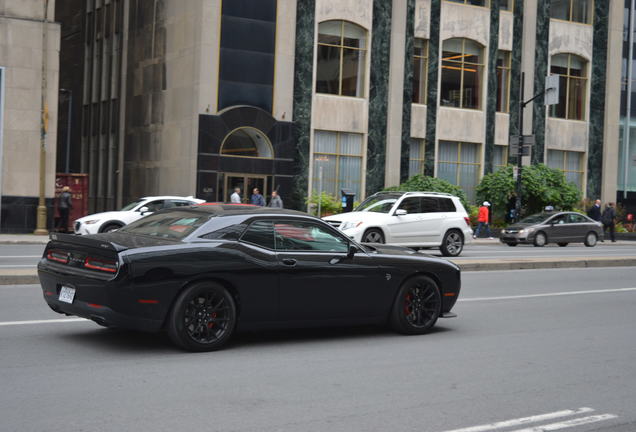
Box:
[0, 68, 5, 232]
[317, 165, 323, 217]
[624, 0, 635, 199]
[35, 0, 50, 234]
[515, 72, 525, 219]
[60, 89, 72, 173]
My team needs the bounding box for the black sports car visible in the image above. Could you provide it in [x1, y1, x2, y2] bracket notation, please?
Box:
[38, 205, 461, 351]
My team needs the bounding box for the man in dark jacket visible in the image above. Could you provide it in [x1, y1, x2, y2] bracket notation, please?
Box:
[250, 188, 265, 206]
[587, 199, 601, 221]
[601, 202, 616, 242]
[57, 186, 73, 232]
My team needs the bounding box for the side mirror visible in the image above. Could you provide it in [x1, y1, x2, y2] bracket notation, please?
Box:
[138, 206, 149, 214]
[395, 209, 407, 216]
[347, 244, 358, 258]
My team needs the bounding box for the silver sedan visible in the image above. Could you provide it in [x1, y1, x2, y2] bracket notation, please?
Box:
[499, 211, 604, 247]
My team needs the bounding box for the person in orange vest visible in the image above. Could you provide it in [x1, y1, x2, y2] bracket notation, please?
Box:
[474, 201, 493, 239]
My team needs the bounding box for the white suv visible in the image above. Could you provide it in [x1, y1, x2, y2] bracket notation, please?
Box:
[323, 191, 473, 257]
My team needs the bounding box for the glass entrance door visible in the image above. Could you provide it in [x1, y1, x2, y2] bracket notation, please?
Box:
[224, 174, 268, 204]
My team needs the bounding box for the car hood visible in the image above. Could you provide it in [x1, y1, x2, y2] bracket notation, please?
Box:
[76, 211, 130, 222]
[323, 211, 388, 223]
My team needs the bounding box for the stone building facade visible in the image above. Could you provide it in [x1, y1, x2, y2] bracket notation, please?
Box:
[0, 1, 60, 232]
[50, 0, 623, 224]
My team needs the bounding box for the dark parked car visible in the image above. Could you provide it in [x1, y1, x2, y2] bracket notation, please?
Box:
[500, 211, 604, 247]
[38, 205, 461, 351]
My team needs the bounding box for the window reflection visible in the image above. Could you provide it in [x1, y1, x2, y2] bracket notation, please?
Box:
[441, 38, 484, 109]
[549, 53, 588, 120]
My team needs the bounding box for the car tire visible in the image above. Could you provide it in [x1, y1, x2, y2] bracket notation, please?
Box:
[362, 228, 385, 244]
[506, 242, 517, 247]
[167, 282, 237, 352]
[584, 232, 598, 247]
[440, 229, 464, 257]
[101, 223, 123, 233]
[533, 232, 547, 247]
[557, 242, 568, 247]
[390, 275, 441, 335]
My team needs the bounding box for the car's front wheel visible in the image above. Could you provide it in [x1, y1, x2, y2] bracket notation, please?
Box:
[533, 232, 547, 247]
[362, 228, 385, 244]
[390, 275, 441, 335]
[584, 232, 598, 247]
[440, 230, 464, 257]
[101, 223, 123, 233]
[167, 282, 237, 352]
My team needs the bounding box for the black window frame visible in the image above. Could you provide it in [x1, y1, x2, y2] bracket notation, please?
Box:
[239, 219, 276, 250]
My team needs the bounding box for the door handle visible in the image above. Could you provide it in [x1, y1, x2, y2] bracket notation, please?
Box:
[282, 258, 297, 266]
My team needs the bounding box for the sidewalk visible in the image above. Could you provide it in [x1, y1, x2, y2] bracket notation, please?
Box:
[0, 234, 50, 244]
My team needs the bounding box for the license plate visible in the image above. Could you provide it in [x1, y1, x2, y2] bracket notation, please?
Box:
[58, 286, 76, 304]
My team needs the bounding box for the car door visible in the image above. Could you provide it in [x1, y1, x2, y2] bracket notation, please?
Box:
[418, 197, 446, 243]
[544, 214, 568, 242]
[274, 219, 387, 322]
[567, 213, 594, 241]
[385, 197, 425, 244]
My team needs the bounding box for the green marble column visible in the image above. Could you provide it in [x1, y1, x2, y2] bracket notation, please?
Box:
[531, 0, 551, 165]
[587, 1, 609, 199]
[507, 0, 524, 163]
[423, 0, 440, 178]
[366, 0, 393, 195]
[400, 0, 417, 182]
[291, 0, 315, 210]
[484, 0, 500, 174]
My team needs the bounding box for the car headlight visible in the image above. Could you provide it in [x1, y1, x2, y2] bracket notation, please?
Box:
[83, 220, 100, 225]
[519, 227, 535, 234]
[341, 221, 363, 231]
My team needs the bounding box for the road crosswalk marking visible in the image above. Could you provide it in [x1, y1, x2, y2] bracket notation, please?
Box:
[440, 408, 617, 432]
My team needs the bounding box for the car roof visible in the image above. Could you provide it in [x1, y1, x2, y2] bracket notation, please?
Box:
[368, 191, 456, 198]
[188, 204, 310, 217]
[139, 196, 202, 201]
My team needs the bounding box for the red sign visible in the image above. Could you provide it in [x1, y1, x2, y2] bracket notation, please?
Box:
[54, 174, 89, 232]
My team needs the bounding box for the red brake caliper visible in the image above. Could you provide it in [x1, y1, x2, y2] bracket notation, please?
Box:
[404, 293, 412, 315]
[208, 312, 217, 328]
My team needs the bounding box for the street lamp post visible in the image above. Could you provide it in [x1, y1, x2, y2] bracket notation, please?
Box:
[34, 0, 50, 235]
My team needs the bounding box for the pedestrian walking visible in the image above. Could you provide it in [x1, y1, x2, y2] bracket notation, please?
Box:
[473, 201, 493, 239]
[601, 202, 616, 242]
[587, 199, 602, 222]
[57, 186, 73, 233]
[230, 187, 242, 204]
[250, 188, 265, 206]
[268, 190, 283, 208]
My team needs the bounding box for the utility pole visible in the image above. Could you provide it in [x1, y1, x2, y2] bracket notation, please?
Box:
[34, 0, 50, 235]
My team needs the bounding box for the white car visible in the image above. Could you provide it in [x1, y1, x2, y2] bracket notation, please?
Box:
[73, 196, 205, 235]
[323, 191, 473, 257]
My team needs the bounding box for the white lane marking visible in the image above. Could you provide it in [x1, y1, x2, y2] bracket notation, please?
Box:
[509, 414, 618, 432]
[439, 408, 595, 432]
[459, 287, 636, 302]
[0, 318, 87, 326]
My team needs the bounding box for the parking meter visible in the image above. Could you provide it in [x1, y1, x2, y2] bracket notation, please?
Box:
[341, 189, 355, 213]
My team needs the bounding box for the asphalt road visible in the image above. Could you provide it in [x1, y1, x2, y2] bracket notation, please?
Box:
[2, 242, 636, 268]
[1, 267, 635, 432]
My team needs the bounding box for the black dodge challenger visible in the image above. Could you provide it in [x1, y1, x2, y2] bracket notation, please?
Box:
[38, 205, 461, 351]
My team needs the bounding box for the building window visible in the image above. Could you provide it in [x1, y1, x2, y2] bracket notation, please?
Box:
[550, 0, 593, 24]
[499, 0, 514, 11]
[496, 51, 511, 113]
[312, 131, 364, 199]
[493, 145, 508, 171]
[220, 127, 274, 158]
[547, 150, 584, 189]
[440, 38, 484, 109]
[413, 39, 429, 104]
[316, 21, 367, 97]
[549, 53, 588, 120]
[437, 141, 481, 201]
[445, 0, 490, 7]
[409, 140, 426, 177]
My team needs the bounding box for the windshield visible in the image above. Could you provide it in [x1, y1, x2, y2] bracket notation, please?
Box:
[355, 194, 400, 213]
[519, 213, 552, 224]
[120, 199, 144, 211]
[120, 210, 211, 239]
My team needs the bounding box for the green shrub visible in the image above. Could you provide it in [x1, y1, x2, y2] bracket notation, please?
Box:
[306, 192, 342, 217]
[384, 175, 469, 209]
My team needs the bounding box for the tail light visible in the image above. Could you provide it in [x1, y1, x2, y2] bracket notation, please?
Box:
[464, 217, 471, 226]
[84, 257, 118, 273]
[47, 250, 69, 264]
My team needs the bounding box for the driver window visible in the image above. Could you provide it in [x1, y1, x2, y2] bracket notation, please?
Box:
[397, 197, 422, 214]
[144, 200, 165, 212]
[551, 215, 566, 224]
[274, 221, 348, 253]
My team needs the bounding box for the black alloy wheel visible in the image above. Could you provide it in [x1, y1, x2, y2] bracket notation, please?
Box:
[362, 228, 385, 244]
[533, 232, 547, 247]
[584, 232, 598, 247]
[167, 282, 237, 351]
[390, 275, 441, 335]
[440, 230, 463, 257]
[101, 223, 122, 233]
[557, 242, 568, 247]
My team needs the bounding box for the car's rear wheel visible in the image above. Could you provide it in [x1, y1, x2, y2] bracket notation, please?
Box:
[557, 242, 568, 247]
[533, 232, 547, 247]
[362, 228, 385, 244]
[584, 232, 598, 247]
[390, 275, 441, 335]
[440, 229, 463, 257]
[167, 282, 237, 352]
[101, 223, 123, 233]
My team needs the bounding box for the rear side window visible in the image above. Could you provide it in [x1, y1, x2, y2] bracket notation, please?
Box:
[240, 220, 275, 249]
[438, 198, 456, 212]
[420, 197, 439, 213]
